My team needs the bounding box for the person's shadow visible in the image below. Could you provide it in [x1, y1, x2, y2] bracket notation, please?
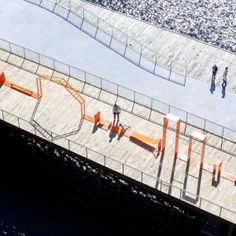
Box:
[222, 86, 226, 98]
[109, 129, 117, 142]
[210, 81, 216, 94]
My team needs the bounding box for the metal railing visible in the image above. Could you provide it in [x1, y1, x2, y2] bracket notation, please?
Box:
[0, 37, 235, 156]
[23, 0, 187, 86]
[0, 107, 235, 223]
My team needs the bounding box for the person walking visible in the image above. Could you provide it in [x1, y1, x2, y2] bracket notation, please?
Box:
[222, 67, 228, 89]
[212, 64, 218, 83]
[113, 103, 121, 125]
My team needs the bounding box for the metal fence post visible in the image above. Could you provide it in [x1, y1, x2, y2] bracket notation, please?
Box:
[80, 8, 85, 29]
[220, 127, 225, 150]
[131, 92, 136, 113]
[153, 54, 157, 74]
[94, 17, 99, 39]
[199, 197, 202, 208]
[148, 98, 153, 120]
[9, 42, 12, 54]
[184, 66, 187, 86]
[23, 47, 26, 59]
[168, 104, 171, 113]
[138, 45, 142, 67]
[219, 206, 222, 217]
[84, 71, 87, 83]
[123, 35, 128, 57]
[169, 61, 172, 81]
[185, 112, 189, 135]
[38, 53, 41, 65]
[51, 132, 53, 142]
[100, 77, 102, 90]
[102, 155, 105, 166]
[117, 85, 119, 97]
[203, 119, 206, 132]
[183, 112, 188, 135]
[66, 8, 70, 21]
[116, 84, 118, 96]
[68, 65, 71, 77]
[52, 0, 57, 12]
[2, 110, 4, 121]
[108, 27, 113, 48]
[17, 117, 20, 128]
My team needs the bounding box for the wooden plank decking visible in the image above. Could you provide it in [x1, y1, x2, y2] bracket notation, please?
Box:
[0, 51, 235, 224]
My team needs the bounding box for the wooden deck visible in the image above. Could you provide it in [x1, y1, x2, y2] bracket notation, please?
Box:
[0, 51, 235, 224]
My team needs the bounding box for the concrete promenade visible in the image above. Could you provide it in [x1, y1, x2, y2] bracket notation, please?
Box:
[0, 0, 235, 225]
[0, 0, 236, 132]
[0, 56, 235, 224]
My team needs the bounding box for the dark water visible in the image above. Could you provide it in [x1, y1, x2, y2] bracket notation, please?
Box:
[0, 121, 233, 236]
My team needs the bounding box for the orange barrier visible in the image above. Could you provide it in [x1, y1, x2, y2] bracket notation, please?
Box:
[0, 72, 6, 84]
[94, 111, 100, 123]
[84, 112, 112, 131]
[131, 131, 160, 144]
[212, 160, 236, 184]
[1, 77, 39, 98]
[85, 111, 162, 149]
[1, 72, 40, 98]
[109, 123, 131, 137]
[131, 131, 161, 151]
[223, 174, 236, 184]
[36, 76, 42, 99]
[188, 131, 206, 168]
[0, 74, 85, 119]
[84, 114, 95, 122]
[85, 111, 130, 135]
[39, 75, 85, 118]
[162, 114, 180, 157]
[213, 160, 222, 177]
[11, 83, 33, 96]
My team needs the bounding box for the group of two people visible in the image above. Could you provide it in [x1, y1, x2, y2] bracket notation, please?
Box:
[212, 64, 228, 89]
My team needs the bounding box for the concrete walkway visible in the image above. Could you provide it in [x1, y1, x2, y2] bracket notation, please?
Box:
[0, 0, 236, 131]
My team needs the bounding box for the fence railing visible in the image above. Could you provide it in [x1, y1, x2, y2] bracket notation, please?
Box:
[23, 0, 187, 86]
[0, 37, 235, 155]
[0, 107, 235, 223]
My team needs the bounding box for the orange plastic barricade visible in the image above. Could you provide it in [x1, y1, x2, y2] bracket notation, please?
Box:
[94, 111, 101, 123]
[11, 83, 33, 96]
[0, 72, 6, 84]
[131, 132, 159, 145]
[213, 160, 222, 177]
[84, 114, 95, 122]
[130, 131, 161, 151]
[84, 112, 112, 131]
[162, 114, 181, 157]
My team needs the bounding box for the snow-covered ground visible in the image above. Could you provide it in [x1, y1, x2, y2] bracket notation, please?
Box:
[87, 0, 236, 53]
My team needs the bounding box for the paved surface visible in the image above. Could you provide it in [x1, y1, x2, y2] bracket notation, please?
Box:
[0, 0, 236, 131]
[0, 58, 235, 223]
